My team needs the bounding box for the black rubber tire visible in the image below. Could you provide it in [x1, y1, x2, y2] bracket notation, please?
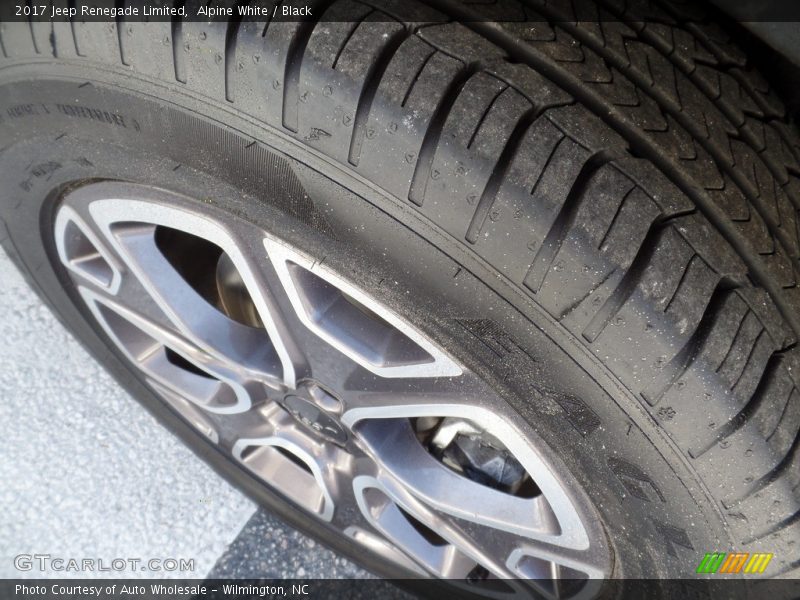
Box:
[1, 0, 799, 586]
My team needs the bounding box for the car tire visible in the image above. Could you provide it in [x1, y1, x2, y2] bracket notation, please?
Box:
[1, 0, 798, 591]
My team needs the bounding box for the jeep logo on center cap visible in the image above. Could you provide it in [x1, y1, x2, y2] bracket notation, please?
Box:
[277, 394, 348, 445]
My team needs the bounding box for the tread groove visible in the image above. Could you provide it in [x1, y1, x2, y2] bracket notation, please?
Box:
[171, 1, 186, 83]
[224, 1, 249, 102]
[114, 0, 126, 65]
[596, 0, 746, 133]
[425, 0, 800, 336]
[731, 328, 766, 391]
[743, 508, 800, 545]
[725, 427, 800, 507]
[558, 267, 618, 321]
[408, 59, 482, 206]
[522, 149, 619, 291]
[26, 4, 39, 55]
[715, 306, 750, 372]
[466, 83, 509, 151]
[262, 1, 283, 37]
[67, 0, 82, 57]
[348, 25, 410, 166]
[281, 1, 332, 133]
[582, 220, 667, 343]
[596, 185, 636, 251]
[641, 282, 736, 407]
[663, 253, 701, 314]
[331, 10, 372, 71]
[400, 45, 436, 108]
[532, 2, 800, 284]
[528, 132, 566, 196]
[465, 106, 539, 244]
[657, 0, 788, 123]
[767, 387, 797, 444]
[690, 352, 783, 458]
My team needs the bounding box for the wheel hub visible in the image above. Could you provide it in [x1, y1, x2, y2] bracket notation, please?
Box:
[52, 182, 611, 596]
[277, 383, 348, 446]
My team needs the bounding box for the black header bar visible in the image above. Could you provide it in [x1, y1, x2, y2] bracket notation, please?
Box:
[1, 0, 800, 23]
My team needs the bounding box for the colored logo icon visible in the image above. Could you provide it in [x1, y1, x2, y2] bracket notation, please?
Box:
[696, 552, 773, 574]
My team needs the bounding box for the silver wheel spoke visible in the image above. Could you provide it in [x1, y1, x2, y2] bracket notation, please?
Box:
[343, 403, 589, 547]
[109, 222, 285, 386]
[352, 417, 560, 539]
[342, 377, 477, 414]
[147, 378, 220, 444]
[78, 285, 254, 414]
[233, 430, 339, 522]
[353, 474, 532, 588]
[504, 544, 607, 600]
[263, 234, 462, 379]
[354, 469, 605, 593]
[54, 203, 123, 293]
[84, 187, 305, 388]
[53, 182, 610, 594]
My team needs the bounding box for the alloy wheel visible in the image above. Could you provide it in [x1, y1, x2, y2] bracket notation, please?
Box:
[53, 181, 611, 598]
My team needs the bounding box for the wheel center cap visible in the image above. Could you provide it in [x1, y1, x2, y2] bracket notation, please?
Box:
[277, 386, 348, 445]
